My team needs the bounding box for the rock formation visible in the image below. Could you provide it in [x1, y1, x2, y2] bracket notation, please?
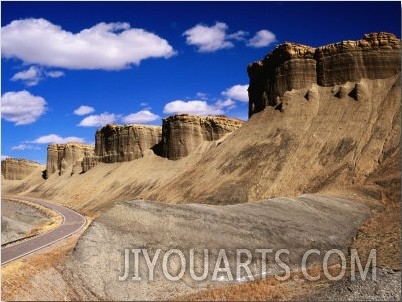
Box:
[94, 124, 162, 163]
[247, 43, 317, 114]
[248, 32, 401, 117]
[1, 158, 42, 180]
[81, 156, 99, 173]
[82, 117, 243, 167]
[160, 114, 244, 160]
[2, 33, 399, 209]
[46, 143, 94, 178]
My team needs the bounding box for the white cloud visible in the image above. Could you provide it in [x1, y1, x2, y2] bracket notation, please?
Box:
[77, 112, 118, 127]
[163, 100, 224, 116]
[11, 144, 40, 150]
[122, 110, 160, 124]
[11, 66, 41, 86]
[11, 66, 65, 86]
[163, 84, 249, 117]
[222, 84, 249, 102]
[195, 92, 208, 100]
[46, 70, 65, 78]
[215, 98, 236, 109]
[247, 30, 276, 48]
[1, 155, 10, 161]
[183, 22, 246, 52]
[228, 30, 248, 41]
[1, 90, 47, 125]
[74, 105, 95, 116]
[2, 18, 176, 70]
[31, 134, 85, 144]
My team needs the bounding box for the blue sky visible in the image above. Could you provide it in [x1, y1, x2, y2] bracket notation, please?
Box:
[1, 1, 401, 164]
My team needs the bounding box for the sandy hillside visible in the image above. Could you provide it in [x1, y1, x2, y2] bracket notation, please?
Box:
[2, 74, 400, 215]
[1, 75, 400, 301]
[1, 192, 373, 300]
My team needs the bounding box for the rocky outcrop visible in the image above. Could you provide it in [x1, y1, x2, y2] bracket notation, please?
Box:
[248, 43, 317, 114]
[248, 32, 401, 116]
[81, 156, 99, 173]
[160, 114, 244, 160]
[316, 32, 401, 86]
[1, 158, 42, 180]
[94, 124, 162, 163]
[46, 143, 94, 178]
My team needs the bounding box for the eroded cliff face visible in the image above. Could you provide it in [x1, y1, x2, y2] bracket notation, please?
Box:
[248, 32, 401, 117]
[57, 118, 243, 174]
[94, 124, 162, 163]
[160, 114, 244, 160]
[1, 158, 42, 180]
[247, 43, 317, 114]
[46, 143, 95, 178]
[3, 33, 399, 212]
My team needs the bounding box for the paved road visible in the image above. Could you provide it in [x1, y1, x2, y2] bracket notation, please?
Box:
[1, 196, 86, 265]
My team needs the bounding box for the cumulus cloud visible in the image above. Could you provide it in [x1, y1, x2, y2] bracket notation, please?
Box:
[122, 110, 160, 124]
[221, 84, 249, 102]
[2, 18, 176, 70]
[195, 92, 208, 100]
[1, 155, 10, 160]
[30, 134, 85, 144]
[1, 90, 47, 125]
[11, 66, 41, 86]
[215, 98, 236, 109]
[11, 144, 40, 150]
[163, 100, 224, 115]
[228, 30, 248, 41]
[74, 105, 95, 116]
[77, 112, 118, 127]
[46, 70, 65, 78]
[11, 66, 65, 86]
[247, 30, 276, 48]
[183, 22, 246, 52]
[163, 84, 249, 116]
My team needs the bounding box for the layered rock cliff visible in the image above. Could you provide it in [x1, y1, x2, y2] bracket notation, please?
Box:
[248, 32, 401, 116]
[1, 158, 42, 180]
[247, 43, 317, 114]
[46, 143, 95, 178]
[159, 114, 244, 160]
[50, 118, 243, 174]
[2, 33, 400, 212]
[94, 124, 162, 163]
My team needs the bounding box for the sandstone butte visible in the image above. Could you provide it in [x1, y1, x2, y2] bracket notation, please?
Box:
[1, 115, 244, 179]
[0, 32, 400, 300]
[1, 32, 400, 210]
[1, 158, 42, 180]
[81, 123, 162, 172]
[247, 32, 401, 117]
[159, 114, 245, 160]
[45, 143, 95, 178]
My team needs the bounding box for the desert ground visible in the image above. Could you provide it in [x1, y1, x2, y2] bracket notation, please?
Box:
[1, 33, 400, 300]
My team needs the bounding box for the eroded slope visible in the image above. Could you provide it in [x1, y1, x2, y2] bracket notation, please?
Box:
[2, 75, 399, 212]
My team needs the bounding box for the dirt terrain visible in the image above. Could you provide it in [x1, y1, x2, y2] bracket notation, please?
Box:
[1, 192, 372, 300]
[1, 199, 51, 245]
[1, 74, 400, 299]
[2, 75, 400, 213]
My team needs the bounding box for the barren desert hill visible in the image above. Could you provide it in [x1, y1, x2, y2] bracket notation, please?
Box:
[1, 158, 44, 181]
[1, 32, 400, 214]
[1, 32, 401, 301]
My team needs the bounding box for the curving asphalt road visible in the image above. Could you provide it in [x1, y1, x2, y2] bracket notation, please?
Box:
[1, 196, 86, 265]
